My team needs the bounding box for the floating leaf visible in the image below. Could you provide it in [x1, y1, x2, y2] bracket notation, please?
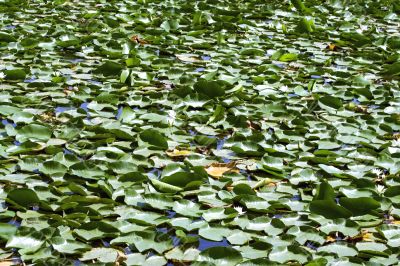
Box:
[7, 188, 40, 208]
[318, 96, 343, 110]
[81, 248, 120, 263]
[140, 129, 168, 150]
[309, 200, 352, 219]
[4, 69, 26, 80]
[198, 247, 243, 266]
[166, 149, 192, 157]
[278, 53, 298, 62]
[339, 197, 380, 216]
[94, 61, 123, 76]
[193, 80, 225, 98]
[205, 162, 238, 178]
[17, 124, 52, 142]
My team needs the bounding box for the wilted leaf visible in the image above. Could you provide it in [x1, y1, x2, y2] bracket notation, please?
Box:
[205, 162, 239, 178]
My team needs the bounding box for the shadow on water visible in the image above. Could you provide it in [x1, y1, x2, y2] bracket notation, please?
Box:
[12, 257, 23, 265]
[222, 157, 232, 163]
[156, 227, 169, 234]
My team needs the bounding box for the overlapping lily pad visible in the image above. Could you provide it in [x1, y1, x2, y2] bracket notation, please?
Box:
[0, 0, 399, 264]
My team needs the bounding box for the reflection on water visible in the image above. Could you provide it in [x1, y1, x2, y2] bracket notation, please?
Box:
[55, 106, 75, 113]
[116, 106, 123, 119]
[198, 237, 230, 251]
[124, 246, 132, 255]
[102, 240, 110, 247]
[146, 251, 155, 258]
[273, 63, 285, 68]
[2, 119, 16, 127]
[24, 77, 37, 83]
[69, 58, 84, 64]
[7, 218, 21, 227]
[166, 210, 176, 218]
[216, 137, 226, 150]
[188, 129, 197, 136]
[172, 235, 180, 247]
[12, 257, 23, 265]
[88, 80, 102, 86]
[148, 168, 161, 178]
[80, 102, 89, 112]
[291, 195, 301, 201]
[63, 148, 74, 155]
[305, 240, 318, 250]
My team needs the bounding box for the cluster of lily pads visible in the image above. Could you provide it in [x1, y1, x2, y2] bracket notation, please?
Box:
[0, 0, 400, 265]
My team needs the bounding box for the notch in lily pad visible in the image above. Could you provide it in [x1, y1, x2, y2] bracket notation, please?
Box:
[310, 182, 381, 218]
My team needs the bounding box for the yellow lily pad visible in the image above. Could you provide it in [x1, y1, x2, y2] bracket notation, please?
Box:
[205, 162, 239, 178]
[166, 149, 192, 157]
